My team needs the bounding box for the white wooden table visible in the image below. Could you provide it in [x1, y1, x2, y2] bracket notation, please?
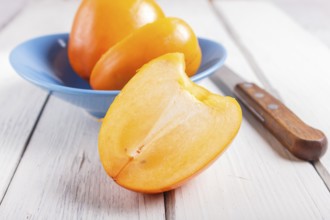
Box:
[1, 0, 330, 219]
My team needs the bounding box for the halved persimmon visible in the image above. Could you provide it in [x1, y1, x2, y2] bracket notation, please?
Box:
[90, 17, 202, 90]
[98, 53, 242, 193]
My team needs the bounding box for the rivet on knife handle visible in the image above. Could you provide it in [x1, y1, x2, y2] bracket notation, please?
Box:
[234, 82, 327, 161]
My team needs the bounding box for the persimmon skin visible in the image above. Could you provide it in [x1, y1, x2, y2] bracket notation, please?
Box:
[90, 17, 202, 90]
[68, 0, 165, 80]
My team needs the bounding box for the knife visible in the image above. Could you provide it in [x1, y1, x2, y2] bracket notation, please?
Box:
[210, 66, 327, 161]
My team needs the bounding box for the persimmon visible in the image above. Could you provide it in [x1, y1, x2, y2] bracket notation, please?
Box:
[90, 17, 202, 90]
[98, 53, 242, 193]
[68, 0, 165, 80]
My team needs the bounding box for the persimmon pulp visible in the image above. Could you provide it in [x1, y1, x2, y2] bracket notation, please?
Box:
[98, 53, 242, 193]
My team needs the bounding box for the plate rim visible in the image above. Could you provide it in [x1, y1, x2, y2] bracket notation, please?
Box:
[9, 33, 227, 96]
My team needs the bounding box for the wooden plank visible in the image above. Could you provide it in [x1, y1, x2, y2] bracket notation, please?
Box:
[0, 77, 47, 202]
[0, 96, 165, 219]
[213, 0, 330, 184]
[158, 0, 330, 219]
[0, 2, 49, 201]
[0, 1, 165, 219]
[0, 0, 27, 30]
[273, 0, 330, 48]
[164, 79, 330, 219]
[213, 0, 330, 50]
[0, 0, 82, 202]
[1, 0, 330, 219]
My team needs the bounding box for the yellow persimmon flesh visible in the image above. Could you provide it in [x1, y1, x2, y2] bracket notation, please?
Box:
[90, 17, 202, 90]
[68, 0, 165, 80]
[98, 53, 242, 193]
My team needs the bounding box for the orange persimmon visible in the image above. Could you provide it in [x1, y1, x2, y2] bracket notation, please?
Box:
[90, 17, 202, 90]
[68, 0, 165, 80]
[98, 53, 242, 193]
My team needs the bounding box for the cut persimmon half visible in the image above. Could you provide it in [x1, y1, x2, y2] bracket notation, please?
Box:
[98, 53, 242, 193]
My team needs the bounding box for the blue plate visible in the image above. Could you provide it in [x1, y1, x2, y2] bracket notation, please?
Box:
[10, 33, 227, 118]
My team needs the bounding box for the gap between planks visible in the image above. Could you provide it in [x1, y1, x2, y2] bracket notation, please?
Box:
[0, 94, 50, 206]
[0, 1, 166, 218]
[1, 1, 328, 219]
[209, 0, 281, 99]
[0, 0, 28, 31]
[209, 0, 330, 191]
[164, 191, 174, 220]
[0, 0, 49, 203]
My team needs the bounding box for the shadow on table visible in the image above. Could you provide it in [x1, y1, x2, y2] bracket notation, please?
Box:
[58, 149, 164, 218]
[210, 76, 303, 163]
[243, 108, 302, 162]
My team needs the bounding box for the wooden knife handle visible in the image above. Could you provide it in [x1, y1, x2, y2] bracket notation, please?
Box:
[235, 82, 327, 161]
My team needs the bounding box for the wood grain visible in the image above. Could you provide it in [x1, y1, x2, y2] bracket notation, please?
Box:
[214, 0, 330, 184]
[0, 0, 81, 202]
[213, 0, 330, 48]
[0, 81, 47, 202]
[0, 2, 165, 219]
[0, 0, 26, 30]
[169, 79, 330, 220]
[159, 0, 330, 219]
[0, 97, 165, 219]
[273, 0, 330, 48]
[0, 1, 48, 201]
[0, 0, 330, 219]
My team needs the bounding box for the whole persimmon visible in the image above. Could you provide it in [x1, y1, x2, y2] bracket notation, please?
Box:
[98, 53, 242, 193]
[68, 0, 165, 80]
[90, 17, 202, 90]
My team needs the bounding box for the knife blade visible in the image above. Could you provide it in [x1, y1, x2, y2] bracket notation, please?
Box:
[210, 66, 327, 161]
